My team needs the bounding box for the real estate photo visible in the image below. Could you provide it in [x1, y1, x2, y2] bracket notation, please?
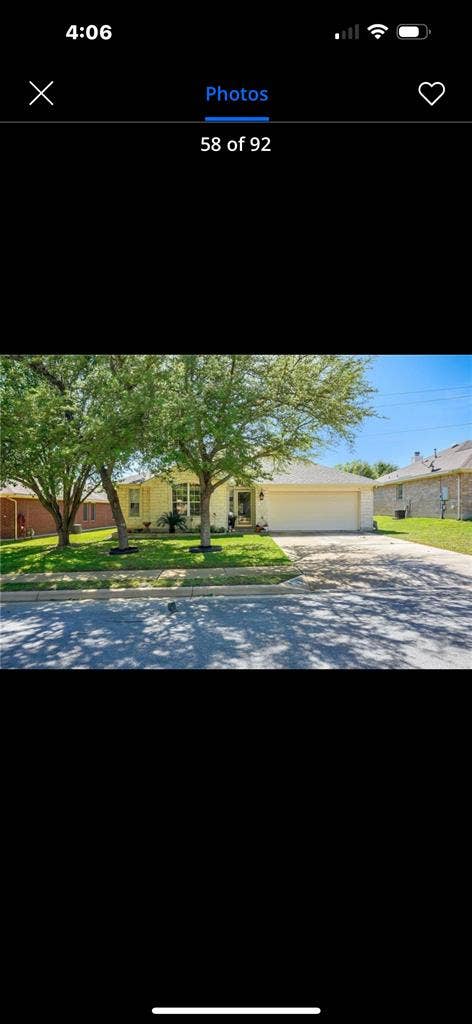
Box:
[0, 353, 471, 670]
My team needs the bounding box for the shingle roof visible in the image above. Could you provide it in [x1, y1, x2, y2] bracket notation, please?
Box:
[0, 481, 110, 502]
[257, 458, 373, 486]
[118, 472, 153, 485]
[374, 440, 472, 485]
[118, 461, 373, 487]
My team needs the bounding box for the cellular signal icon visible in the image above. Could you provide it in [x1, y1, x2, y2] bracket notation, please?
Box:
[334, 25, 360, 40]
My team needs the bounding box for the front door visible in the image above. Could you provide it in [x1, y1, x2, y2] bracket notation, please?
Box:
[236, 489, 252, 526]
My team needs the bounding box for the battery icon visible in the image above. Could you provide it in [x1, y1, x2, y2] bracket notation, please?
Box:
[397, 24, 430, 39]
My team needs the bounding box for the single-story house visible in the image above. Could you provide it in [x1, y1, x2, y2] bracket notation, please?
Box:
[373, 441, 472, 519]
[116, 459, 374, 533]
[0, 482, 116, 540]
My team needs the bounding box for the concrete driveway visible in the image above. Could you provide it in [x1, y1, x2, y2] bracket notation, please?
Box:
[272, 532, 472, 593]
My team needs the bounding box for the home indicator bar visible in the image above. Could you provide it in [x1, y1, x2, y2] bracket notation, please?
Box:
[152, 1010, 322, 1016]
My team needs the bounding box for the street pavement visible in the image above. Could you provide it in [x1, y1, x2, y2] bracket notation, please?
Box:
[1, 587, 471, 669]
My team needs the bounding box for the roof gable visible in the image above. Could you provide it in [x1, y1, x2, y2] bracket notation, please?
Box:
[375, 440, 472, 485]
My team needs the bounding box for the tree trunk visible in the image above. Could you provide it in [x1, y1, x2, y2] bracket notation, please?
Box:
[57, 525, 70, 547]
[62, 489, 84, 549]
[200, 487, 212, 548]
[51, 507, 70, 548]
[99, 465, 129, 549]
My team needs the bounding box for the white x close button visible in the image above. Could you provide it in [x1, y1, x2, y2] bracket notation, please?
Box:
[28, 81, 54, 106]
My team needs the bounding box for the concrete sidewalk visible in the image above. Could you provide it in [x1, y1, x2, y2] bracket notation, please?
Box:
[0, 565, 296, 583]
[0, 579, 308, 603]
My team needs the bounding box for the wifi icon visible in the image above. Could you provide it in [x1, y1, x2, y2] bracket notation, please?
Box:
[367, 24, 389, 38]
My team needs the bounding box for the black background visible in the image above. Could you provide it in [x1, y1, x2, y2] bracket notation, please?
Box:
[11, 685, 328, 1021]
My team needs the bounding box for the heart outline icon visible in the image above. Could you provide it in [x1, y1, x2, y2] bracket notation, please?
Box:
[418, 81, 446, 106]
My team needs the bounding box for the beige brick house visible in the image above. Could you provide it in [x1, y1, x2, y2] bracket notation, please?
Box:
[373, 441, 472, 520]
[116, 459, 374, 533]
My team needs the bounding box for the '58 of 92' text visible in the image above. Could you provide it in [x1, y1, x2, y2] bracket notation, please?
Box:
[201, 136, 271, 153]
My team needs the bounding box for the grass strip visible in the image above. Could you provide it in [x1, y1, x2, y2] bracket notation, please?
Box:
[1, 571, 298, 593]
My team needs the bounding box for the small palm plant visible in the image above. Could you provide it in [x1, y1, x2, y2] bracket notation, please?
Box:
[157, 512, 188, 534]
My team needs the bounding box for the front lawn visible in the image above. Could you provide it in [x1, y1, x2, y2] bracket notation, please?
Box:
[375, 516, 472, 555]
[0, 532, 290, 575]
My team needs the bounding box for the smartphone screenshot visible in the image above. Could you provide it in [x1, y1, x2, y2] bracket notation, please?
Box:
[1, 8, 469, 160]
[3, 12, 466, 1022]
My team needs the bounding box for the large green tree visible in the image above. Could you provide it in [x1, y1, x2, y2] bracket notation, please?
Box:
[1, 355, 100, 547]
[334, 459, 398, 479]
[1, 355, 149, 549]
[141, 354, 377, 549]
[80, 355, 158, 549]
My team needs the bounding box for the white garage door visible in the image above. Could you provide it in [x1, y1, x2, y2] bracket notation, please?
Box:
[268, 491, 359, 531]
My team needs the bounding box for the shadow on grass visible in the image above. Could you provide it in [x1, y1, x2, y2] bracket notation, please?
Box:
[0, 534, 290, 576]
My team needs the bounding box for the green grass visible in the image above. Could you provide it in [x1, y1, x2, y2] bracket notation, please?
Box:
[375, 516, 472, 555]
[0, 571, 297, 593]
[0, 531, 290, 576]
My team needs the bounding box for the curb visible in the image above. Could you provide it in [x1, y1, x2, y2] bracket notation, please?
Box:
[0, 582, 310, 604]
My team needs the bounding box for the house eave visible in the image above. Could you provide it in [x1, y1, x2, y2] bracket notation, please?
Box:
[374, 467, 471, 487]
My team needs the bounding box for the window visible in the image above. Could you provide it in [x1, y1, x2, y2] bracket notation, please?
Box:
[83, 504, 88, 521]
[396, 484, 404, 500]
[83, 503, 96, 522]
[441, 486, 448, 500]
[172, 483, 201, 517]
[129, 488, 140, 517]
[172, 484, 188, 516]
[228, 488, 234, 513]
[189, 484, 201, 516]
[90, 504, 96, 521]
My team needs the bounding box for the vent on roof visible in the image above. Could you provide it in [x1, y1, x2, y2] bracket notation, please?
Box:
[413, 451, 421, 462]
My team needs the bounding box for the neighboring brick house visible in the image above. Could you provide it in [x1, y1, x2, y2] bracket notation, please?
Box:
[373, 441, 472, 520]
[0, 482, 116, 540]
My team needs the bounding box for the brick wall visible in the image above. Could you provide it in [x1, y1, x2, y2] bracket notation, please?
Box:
[374, 472, 467, 519]
[117, 476, 229, 531]
[460, 472, 472, 519]
[17, 497, 56, 536]
[0, 497, 16, 539]
[79, 501, 115, 528]
[0, 496, 115, 539]
[360, 488, 374, 530]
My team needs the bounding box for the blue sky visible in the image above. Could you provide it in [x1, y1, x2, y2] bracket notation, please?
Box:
[318, 354, 472, 469]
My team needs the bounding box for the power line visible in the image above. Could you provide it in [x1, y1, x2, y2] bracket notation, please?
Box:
[375, 383, 471, 398]
[362, 421, 472, 438]
[376, 392, 472, 409]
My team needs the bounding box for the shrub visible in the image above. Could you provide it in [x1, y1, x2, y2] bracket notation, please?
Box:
[156, 512, 187, 534]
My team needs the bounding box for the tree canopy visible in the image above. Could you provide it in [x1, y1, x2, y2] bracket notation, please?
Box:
[334, 459, 398, 479]
[1, 355, 100, 545]
[141, 354, 377, 547]
[1, 352, 379, 551]
[0, 354, 148, 547]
